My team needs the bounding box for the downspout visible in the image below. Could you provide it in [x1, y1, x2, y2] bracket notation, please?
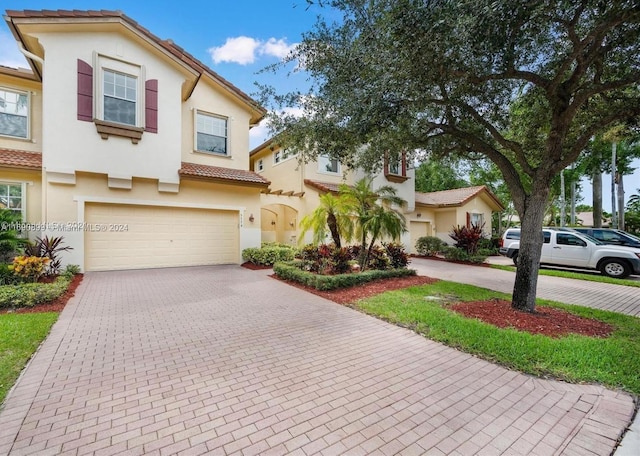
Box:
[17, 42, 45, 65]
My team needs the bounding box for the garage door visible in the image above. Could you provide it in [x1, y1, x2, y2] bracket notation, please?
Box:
[409, 221, 432, 254]
[85, 204, 239, 271]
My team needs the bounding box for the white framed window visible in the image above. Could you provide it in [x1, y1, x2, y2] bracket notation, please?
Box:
[274, 148, 294, 165]
[470, 213, 484, 227]
[94, 54, 144, 128]
[318, 155, 340, 174]
[0, 87, 29, 139]
[255, 159, 264, 172]
[389, 159, 400, 175]
[0, 182, 25, 221]
[196, 111, 228, 155]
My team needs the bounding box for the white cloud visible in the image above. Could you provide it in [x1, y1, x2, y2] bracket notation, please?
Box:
[0, 32, 29, 69]
[209, 36, 261, 65]
[260, 38, 297, 59]
[209, 36, 297, 66]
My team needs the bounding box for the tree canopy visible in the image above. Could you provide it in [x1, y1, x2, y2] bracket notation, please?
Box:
[262, 0, 640, 310]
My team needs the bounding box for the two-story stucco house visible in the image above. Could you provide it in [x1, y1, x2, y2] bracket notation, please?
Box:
[250, 140, 503, 253]
[0, 10, 270, 271]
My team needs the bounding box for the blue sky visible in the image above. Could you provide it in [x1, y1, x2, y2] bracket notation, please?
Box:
[1, 1, 638, 211]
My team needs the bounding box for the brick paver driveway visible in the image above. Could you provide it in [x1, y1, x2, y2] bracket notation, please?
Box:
[0, 266, 633, 455]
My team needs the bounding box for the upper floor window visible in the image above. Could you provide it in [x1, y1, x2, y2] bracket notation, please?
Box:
[103, 70, 137, 126]
[0, 183, 24, 218]
[255, 159, 264, 172]
[0, 88, 29, 139]
[196, 112, 228, 155]
[318, 155, 340, 174]
[274, 148, 294, 164]
[95, 56, 144, 129]
[469, 213, 484, 227]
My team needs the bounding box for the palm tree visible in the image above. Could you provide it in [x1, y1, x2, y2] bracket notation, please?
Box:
[628, 188, 640, 213]
[299, 192, 354, 247]
[340, 178, 407, 269]
[0, 209, 27, 262]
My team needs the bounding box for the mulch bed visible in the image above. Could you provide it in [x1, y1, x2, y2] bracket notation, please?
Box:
[1, 274, 84, 314]
[272, 272, 612, 338]
[241, 262, 272, 270]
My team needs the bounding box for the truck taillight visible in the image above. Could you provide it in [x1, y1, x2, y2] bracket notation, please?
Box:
[499, 238, 504, 247]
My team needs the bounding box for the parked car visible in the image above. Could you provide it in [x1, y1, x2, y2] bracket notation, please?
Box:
[499, 227, 640, 278]
[572, 228, 640, 249]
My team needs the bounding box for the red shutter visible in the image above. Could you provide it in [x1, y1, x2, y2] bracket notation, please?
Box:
[145, 79, 158, 133]
[466, 212, 471, 228]
[383, 153, 389, 175]
[77, 59, 93, 122]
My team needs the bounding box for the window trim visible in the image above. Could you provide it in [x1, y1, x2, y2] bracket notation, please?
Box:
[317, 154, 341, 175]
[0, 181, 27, 222]
[194, 110, 230, 156]
[256, 158, 264, 172]
[273, 148, 295, 165]
[384, 152, 409, 183]
[94, 53, 145, 129]
[0, 86, 30, 140]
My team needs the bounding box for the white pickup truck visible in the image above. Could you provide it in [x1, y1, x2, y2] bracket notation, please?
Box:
[499, 228, 640, 278]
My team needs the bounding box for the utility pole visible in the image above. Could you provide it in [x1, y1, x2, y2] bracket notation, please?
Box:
[611, 142, 617, 229]
[560, 170, 565, 227]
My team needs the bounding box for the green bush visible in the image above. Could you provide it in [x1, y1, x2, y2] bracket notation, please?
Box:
[63, 264, 81, 279]
[273, 261, 416, 291]
[242, 244, 296, 266]
[442, 246, 487, 264]
[384, 242, 410, 269]
[415, 236, 446, 256]
[0, 263, 21, 285]
[0, 276, 70, 309]
[477, 248, 496, 257]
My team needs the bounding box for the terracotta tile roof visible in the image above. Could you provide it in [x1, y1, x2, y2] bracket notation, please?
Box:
[0, 148, 42, 170]
[5, 10, 266, 120]
[415, 185, 504, 210]
[179, 162, 270, 187]
[303, 179, 347, 193]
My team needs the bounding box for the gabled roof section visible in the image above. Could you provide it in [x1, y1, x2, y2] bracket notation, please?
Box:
[415, 185, 504, 211]
[0, 148, 42, 170]
[0, 64, 38, 81]
[179, 162, 270, 188]
[303, 179, 346, 194]
[4, 9, 266, 124]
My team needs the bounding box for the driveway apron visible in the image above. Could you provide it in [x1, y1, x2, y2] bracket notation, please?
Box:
[0, 266, 634, 455]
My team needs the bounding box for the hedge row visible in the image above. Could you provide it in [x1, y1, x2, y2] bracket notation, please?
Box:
[273, 261, 417, 291]
[242, 245, 297, 266]
[0, 276, 70, 309]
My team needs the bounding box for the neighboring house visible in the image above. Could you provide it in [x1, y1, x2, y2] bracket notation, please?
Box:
[0, 10, 269, 271]
[576, 211, 610, 228]
[250, 141, 504, 253]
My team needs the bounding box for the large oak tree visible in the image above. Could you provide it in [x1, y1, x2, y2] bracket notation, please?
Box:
[262, 0, 640, 311]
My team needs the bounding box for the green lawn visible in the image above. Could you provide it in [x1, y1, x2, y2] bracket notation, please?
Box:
[490, 263, 640, 287]
[356, 280, 640, 395]
[0, 312, 59, 404]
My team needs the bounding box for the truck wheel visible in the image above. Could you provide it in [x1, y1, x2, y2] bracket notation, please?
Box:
[599, 259, 631, 279]
[512, 252, 518, 267]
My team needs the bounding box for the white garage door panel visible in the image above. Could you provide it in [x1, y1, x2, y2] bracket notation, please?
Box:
[85, 204, 239, 271]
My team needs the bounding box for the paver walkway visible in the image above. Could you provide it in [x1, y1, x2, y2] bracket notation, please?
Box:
[0, 266, 634, 455]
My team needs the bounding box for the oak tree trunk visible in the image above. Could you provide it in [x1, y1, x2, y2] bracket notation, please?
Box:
[511, 187, 550, 312]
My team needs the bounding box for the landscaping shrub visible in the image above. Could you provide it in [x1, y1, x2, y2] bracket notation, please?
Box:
[273, 261, 417, 291]
[367, 245, 390, 270]
[449, 223, 485, 254]
[0, 276, 70, 309]
[63, 264, 81, 279]
[242, 244, 296, 266]
[383, 242, 410, 269]
[24, 236, 73, 276]
[415, 236, 446, 256]
[442, 246, 487, 264]
[9, 256, 49, 282]
[296, 244, 352, 274]
[0, 263, 21, 285]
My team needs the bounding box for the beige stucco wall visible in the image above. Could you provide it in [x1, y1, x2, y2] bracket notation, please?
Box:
[0, 74, 42, 153]
[33, 31, 188, 184]
[42, 173, 262, 270]
[459, 196, 495, 236]
[181, 81, 253, 171]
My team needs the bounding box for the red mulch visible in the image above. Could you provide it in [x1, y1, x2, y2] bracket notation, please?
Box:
[410, 254, 492, 267]
[1, 274, 84, 314]
[272, 273, 612, 338]
[450, 298, 613, 338]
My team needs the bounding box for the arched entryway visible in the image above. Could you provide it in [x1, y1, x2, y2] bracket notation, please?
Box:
[260, 204, 299, 245]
